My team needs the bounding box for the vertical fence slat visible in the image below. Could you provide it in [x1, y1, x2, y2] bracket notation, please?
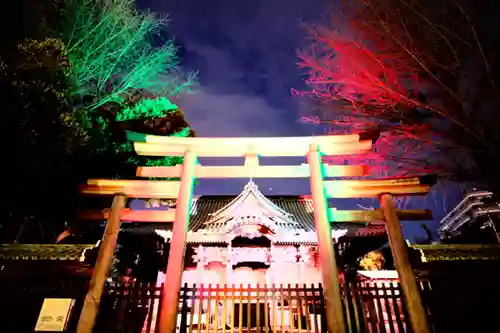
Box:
[256, 284, 261, 333]
[363, 282, 373, 333]
[179, 284, 189, 333]
[309, 284, 319, 333]
[342, 282, 353, 332]
[382, 283, 396, 333]
[215, 284, 220, 333]
[400, 284, 411, 333]
[247, 284, 252, 330]
[188, 284, 196, 333]
[288, 284, 294, 333]
[144, 284, 156, 333]
[239, 284, 243, 333]
[205, 284, 211, 333]
[230, 285, 235, 333]
[272, 284, 277, 333]
[280, 284, 285, 333]
[302, 284, 311, 333]
[296, 284, 303, 333]
[390, 282, 404, 333]
[419, 280, 434, 333]
[352, 282, 363, 332]
[264, 285, 270, 333]
[318, 284, 328, 333]
[373, 282, 387, 333]
[223, 284, 227, 333]
[196, 285, 204, 333]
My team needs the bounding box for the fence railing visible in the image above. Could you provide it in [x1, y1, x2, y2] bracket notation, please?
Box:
[93, 281, 436, 333]
[1, 274, 494, 333]
[178, 284, 326, 333]
[93, 282, 163, 333]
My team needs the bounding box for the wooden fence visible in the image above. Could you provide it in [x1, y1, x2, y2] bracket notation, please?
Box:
[1, 274, 495, 332]
[93, 282, 162, 333]
[342, 281, 434, 333]
[177, 284, 326, 333]
[93, 281, 435, 333]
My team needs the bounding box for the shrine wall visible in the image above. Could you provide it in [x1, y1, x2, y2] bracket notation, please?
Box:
[162, 244, 323, 287]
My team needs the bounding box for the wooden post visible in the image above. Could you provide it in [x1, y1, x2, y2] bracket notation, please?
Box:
[158, 150, 198, 333]
[76, 194, 126, 333]
[380, 193, 430, 333]
[307, 144, 346, 333]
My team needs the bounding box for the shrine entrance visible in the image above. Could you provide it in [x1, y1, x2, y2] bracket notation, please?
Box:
[78, 133, 435, 333]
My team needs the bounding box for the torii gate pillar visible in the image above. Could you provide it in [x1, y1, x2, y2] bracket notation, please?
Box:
[380, 194, 430, 333]
[158, 150, 197, 333]
[77, 194, 127, 333]
[307, 144, 346, 333]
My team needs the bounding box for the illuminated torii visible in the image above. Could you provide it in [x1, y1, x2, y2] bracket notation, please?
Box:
[77, 130, 433, 333]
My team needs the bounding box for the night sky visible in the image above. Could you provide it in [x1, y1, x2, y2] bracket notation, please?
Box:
[135, 0, 461, 241]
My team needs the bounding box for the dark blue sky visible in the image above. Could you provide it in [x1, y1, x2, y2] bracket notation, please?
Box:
[136, 0, 461, 241]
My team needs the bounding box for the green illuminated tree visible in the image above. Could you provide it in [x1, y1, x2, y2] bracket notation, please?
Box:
[76, 92, 194, 180]
[1, 0, 196, 243]
[61, 0, 196, 114]
[59, 0, 196, 177]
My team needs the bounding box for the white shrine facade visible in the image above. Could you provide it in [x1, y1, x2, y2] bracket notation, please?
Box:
[152, 180, 385, 286]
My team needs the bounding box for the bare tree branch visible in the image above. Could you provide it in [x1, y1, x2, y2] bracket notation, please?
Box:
[296, 0, 500, 192]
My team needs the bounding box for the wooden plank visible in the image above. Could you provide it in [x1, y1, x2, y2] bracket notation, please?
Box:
[80, 179, 180, 198]
[328, 209, 433, 223]
[129, 132, 366, 145]
[137, 164, 368, 178]
[77, 209, 176, 222]
[325, 184, 430, 198]
[133, 140, 373, 157]
[324, 177, 430, 198]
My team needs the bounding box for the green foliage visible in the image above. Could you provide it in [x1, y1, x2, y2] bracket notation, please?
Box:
[0, 0, 197, 243]
[116, 97, 178, 121]
[0, 0, 64, 48]
[0, 37, 85, 242]
[58, 0, 197, 177]
[115, 97, 192, 170]
[73, 94, 193, 180]
[61, 0, 196, 113]
[1, 37, 86, 161]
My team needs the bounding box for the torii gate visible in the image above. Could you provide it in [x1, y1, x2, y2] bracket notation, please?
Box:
[77, 131, 433, 333]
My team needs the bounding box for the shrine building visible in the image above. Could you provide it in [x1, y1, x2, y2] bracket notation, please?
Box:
[129, 180, 387, 287]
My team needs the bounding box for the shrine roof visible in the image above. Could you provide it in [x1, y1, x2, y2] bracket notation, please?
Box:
[121, 195, 386, 239]
[0, 244, 96, 261]
[409, 244, 500, 262]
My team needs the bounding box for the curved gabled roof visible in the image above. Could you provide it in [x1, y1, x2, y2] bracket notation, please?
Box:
[202, 180, 298, 232]
[122, 196, 386, 239]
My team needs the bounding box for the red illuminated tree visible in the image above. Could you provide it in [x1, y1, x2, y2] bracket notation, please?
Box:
[296, 0, 500, 192]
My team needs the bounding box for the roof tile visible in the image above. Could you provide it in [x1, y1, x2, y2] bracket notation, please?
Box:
[122, 196, 385, 239]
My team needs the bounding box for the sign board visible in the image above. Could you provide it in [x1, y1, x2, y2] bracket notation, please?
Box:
[35, 298, 75, 332]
